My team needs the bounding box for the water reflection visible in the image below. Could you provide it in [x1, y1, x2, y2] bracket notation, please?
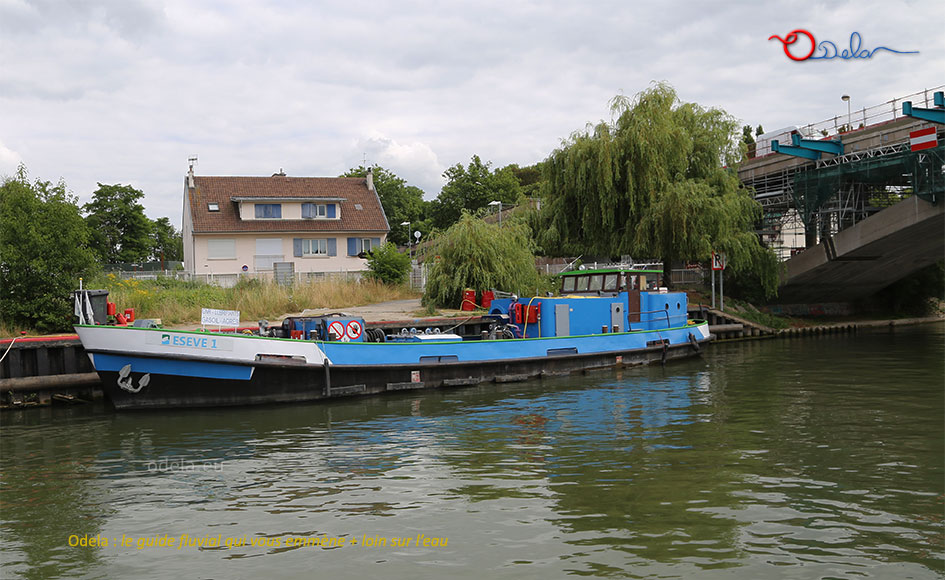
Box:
[0, 324, 941, 578]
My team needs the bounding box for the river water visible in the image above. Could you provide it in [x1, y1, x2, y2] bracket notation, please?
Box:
[1, 324, 942, 579]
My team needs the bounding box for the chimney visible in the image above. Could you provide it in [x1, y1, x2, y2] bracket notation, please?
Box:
[187, 156, 197, 190]
[366, 167, 374, 192]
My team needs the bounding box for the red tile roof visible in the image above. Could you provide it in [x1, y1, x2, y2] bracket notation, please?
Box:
[189, 175, 389, 234]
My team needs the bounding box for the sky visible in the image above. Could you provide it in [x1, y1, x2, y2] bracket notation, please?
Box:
[1, 0, 943, 226]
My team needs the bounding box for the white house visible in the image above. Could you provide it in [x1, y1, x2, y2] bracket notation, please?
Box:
[182, 167, 389, 284]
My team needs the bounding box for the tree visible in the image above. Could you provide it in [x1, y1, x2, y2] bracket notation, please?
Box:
[504, 162, 545, 198]
[742, 125, 755, 145]
[541, 83, 779, 296]
[149, 217, 183, 264]
[0, 166, 98, 332]
[430, 156, 522, 230]
[423, 213, 541, 308]
[341, 165, 430, 246]
[84, 183, 152, 264]
[365, 242, 412, 285]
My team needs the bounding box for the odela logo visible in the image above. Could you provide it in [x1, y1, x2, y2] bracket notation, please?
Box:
[768, 30, 918, 61]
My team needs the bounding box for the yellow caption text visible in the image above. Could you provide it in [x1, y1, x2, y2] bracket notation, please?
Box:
[68, 533, 448, 550]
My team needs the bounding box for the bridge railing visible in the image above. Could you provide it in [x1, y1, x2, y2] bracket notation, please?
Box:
[799, 85, 944, 138]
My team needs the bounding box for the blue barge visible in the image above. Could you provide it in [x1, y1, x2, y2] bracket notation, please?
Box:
[75, 268, 711, 410]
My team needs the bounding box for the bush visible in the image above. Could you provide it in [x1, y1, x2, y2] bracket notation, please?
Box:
[365, 242, 412, 285]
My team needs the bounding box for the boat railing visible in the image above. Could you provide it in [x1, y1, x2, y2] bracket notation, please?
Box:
[627, 308, 677, 329]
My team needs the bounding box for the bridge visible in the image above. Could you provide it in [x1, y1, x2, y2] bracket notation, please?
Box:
[738, 86, 944, 304]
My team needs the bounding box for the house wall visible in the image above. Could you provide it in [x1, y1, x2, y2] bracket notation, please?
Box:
[183, 181, 195, 274]
[193, 233, 386, 276]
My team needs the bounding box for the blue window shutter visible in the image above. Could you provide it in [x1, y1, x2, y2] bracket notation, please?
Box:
[272, 204, 281, 218]
[293, 238, 303, 257]
[327, 204, 336, 218]
[371, 238, 381, 250]
[347, 237, 358, 256]
[327, 238, 337, 256]
[302, 203, 313, 218]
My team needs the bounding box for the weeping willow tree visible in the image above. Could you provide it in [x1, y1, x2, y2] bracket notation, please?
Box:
[422, 213, 542, 308]
[542, 82, 779, 297]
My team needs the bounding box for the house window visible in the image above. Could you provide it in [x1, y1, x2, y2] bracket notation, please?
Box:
[294, 237, 336, 257]
[302, 239, 328, 256]
[207, 203, 220, 212]
[347, 237, 380, 256]
[255, 238, 283, 270]
[302, 203, 326, 218]
[207, 239, 236, 259]
[302, 203, 336, 219]
[255, 204, 282, 219]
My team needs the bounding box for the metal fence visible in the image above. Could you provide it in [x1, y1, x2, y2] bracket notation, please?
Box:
[670, 268, 706, 286]
[799, 85, 943, 139]
[105, 270, 366, 287]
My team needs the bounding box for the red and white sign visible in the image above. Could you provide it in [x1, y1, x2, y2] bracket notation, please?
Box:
[711, 252, 726, 271]
[345, 320, 363, 340]
[327, 321, 346, 340]
[910, 127, 938, 152]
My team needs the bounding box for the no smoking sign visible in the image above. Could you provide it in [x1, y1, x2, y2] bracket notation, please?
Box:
[327, 321, 346, 340]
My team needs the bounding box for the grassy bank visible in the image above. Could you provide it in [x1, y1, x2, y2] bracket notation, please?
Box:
[91, 275, 419, 326]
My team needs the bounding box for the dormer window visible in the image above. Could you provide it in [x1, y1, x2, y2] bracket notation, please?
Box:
[207, 203, 220, 212]
[255, 203, 282, 219]
[302, 203, 337, 219]
[302, 203, 326, 218]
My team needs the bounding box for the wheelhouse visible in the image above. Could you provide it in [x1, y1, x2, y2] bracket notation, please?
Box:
[560, 269, 664, 295]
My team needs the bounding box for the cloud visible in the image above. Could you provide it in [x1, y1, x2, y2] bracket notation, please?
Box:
[0, 0, 942, 222]
[348, 134, 446, 198]
[0, 140, 23, 177]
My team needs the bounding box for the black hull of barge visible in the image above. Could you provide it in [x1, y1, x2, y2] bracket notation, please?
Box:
[97, 338, 708, 410]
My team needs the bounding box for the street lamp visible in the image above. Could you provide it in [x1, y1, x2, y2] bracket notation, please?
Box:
[841, 95, 851, 131]
[488, 200, 502, 226]
[401, 221, 412, 262]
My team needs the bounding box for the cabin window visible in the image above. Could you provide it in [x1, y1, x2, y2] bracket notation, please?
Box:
[361, 238, 373, 253]
[562, 277, 576, 292]
[588, 275, 603, 292]
[207, 203, 219, 212]
[603, 274, 618, 291]
[255, 203, 282, 219]
[576, 276, 590, 292]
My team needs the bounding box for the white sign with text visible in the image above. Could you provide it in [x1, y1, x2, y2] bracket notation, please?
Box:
[201, 308, 240, 327]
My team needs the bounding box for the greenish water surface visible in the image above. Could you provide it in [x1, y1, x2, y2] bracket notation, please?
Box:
[1, 323, 942, 579]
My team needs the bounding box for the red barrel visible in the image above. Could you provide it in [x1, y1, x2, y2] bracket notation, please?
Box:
[124, 308, 135, 323]
[461, 289, 476, 311]
[481, 290, 494, 309]
[107, 302, 116, 316]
